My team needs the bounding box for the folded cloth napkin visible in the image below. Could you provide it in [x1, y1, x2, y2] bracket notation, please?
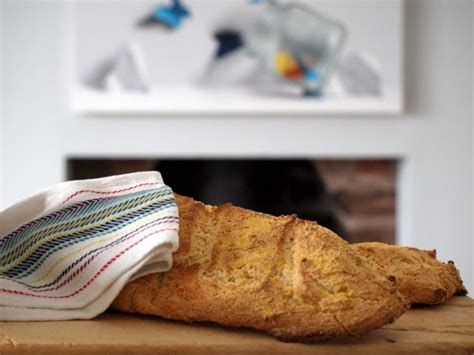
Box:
[0, 172, 179, 321]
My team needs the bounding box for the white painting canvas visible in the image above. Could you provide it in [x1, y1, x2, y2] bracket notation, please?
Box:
[71, 0, 404, 114]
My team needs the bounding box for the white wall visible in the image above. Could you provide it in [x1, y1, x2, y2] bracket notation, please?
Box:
[1, 0, 473, 292]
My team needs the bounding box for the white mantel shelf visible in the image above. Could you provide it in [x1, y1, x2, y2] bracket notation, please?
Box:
[71, 86, 403, 115]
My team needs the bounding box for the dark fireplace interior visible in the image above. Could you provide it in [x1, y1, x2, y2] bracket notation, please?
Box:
[67, 158, 396, 244]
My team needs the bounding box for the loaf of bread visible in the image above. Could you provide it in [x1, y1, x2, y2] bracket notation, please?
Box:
[112, 195, 408, 341]
[352, 242, 467, 305]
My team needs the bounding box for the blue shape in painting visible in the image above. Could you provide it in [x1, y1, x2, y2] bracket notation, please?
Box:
[214, 30, 244, 58]
[153, 0, 191, 29]
[304, 89, 323, 97]
[304, 68, 320, 83]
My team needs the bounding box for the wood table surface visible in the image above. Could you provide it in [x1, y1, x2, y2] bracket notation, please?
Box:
[1, 296, 473, 354]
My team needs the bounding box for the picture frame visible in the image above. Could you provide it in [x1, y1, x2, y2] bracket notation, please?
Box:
[71, 0, 404, 115]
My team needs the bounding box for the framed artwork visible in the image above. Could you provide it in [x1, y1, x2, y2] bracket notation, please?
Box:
[71, 0, 404, 114]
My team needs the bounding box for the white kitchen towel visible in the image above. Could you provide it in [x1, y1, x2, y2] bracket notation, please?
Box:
[0, 172, 179, 321]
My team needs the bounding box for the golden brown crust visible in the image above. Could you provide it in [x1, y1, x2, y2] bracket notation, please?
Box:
[352, 242, 467, 305]
[112, 195, 408, 341]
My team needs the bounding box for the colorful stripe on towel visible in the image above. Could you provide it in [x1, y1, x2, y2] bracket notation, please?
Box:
[0, 184, 179, 298]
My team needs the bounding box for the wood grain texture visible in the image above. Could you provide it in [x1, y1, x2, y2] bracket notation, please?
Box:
[1, 297, 473, 354]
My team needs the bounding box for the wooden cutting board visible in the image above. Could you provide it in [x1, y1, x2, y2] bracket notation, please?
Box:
[1, 296, 473, 354]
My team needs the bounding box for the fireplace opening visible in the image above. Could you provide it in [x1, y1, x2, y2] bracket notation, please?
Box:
[67, 158, 396, 244]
